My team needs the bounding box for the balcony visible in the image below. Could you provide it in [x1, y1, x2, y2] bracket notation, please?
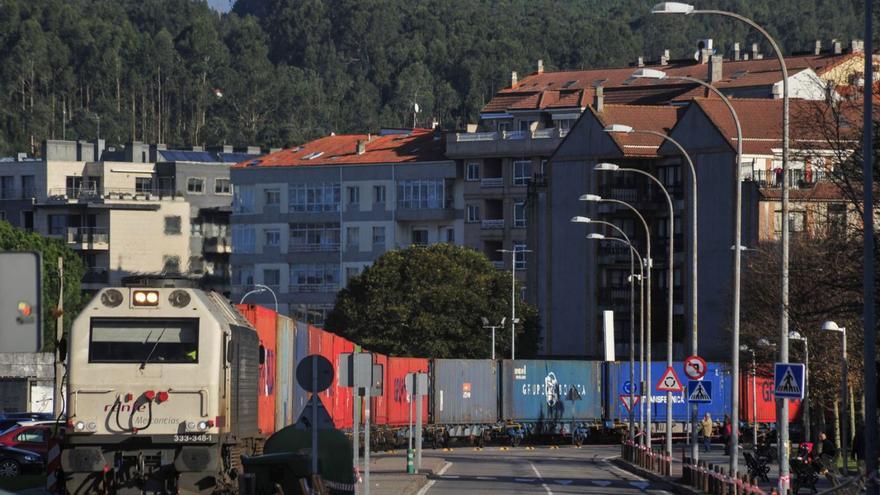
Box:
[289, 283, 339, 293]
[481, 219, 505, 230]
[396, 202, 456, 222]
[746, 169, 826, 189]
[480, 177, 504, 188]
[203, 236, 232, 254]
[46, 187, 180, 203]
[288, 243, 340, 253]
[82, 267, 110, 285]
[66, 227, 109, 250]
[491, 260, 505, 270]
[446, 128, 565, 158]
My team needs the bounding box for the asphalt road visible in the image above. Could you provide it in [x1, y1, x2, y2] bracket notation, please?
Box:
[416, 444, 673, 494]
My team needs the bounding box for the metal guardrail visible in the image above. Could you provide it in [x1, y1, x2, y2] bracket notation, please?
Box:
[66, 227, 109, 245]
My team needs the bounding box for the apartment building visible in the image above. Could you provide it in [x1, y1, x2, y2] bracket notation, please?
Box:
[229, 129, 462, 325]
[0, 140, 261, 292]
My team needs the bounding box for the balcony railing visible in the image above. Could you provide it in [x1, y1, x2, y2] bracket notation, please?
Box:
[480, 177, 504, 188]
[203, 236, 232, 254]
[505, 130, 528, 140]
[47, 187, 180, 202]
[608, 187, 639, 202]
[746, 168, 827, 188]
[456, 132, 498, 142]
[288, 243, 340, 253]
[289, 283, 339, 293]
[82, 267, 110, 284]
[0, 187, 37, 200]
[451, 127, 566, 143]
[491, 260, 505, 269]
[481, 219, 505, 230]
[67, 227, 109, 246]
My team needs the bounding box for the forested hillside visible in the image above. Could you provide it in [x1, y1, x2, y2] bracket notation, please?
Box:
[0, 0, 867, 155]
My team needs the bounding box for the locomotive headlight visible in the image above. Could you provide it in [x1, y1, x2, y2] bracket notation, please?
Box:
[197, 421, 209, 431]
[132, 290, 160, 307]
[74, 421, 86, 432]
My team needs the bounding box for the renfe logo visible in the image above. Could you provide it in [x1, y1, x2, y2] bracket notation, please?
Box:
[104, 403, 147, 413]
[462, 382, 472, 399]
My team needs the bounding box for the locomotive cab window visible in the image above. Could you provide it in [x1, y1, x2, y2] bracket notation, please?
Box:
[89, 318, 199, 364]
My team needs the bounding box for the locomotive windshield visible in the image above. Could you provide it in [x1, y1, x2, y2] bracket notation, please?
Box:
[89, 318, 199, 364]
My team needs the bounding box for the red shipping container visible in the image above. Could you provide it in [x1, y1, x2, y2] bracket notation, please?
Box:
[235, 304, 278, 436]
[371, 353, 389, 426]
[740, 372, 801, 423]
[382, 357, 429, 427]
[308, 326, 355, 430]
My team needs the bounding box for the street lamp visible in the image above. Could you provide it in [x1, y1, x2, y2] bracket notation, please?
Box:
[575, 217, 643, 442]
[823, 321, 848, 473]
[740, 344, 758, 448]
[581, 193, 653, 447]
[649, 4, 790, 483]
[481, 317, 506, 360]
[498, 248, 531, 360]
[633, 66, 747, 475]
[595, 162, 676, 458]
[239, 284, 279, 313]
[788, 331, 810, 443]
[604, 123, 702, 461]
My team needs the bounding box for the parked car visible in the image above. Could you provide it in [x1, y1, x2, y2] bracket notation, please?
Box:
[0, 444, 45, 477]
[0, 422, 64, 459]
[0, 413, 54, 435]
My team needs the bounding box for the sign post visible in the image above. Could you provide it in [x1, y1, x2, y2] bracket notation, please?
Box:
[354, 353, 374, 495]
[774, 363, 805, 399]
[415, 373, 427, 471]
[295, 354, 334, 479]
[340, 353, 359, 491]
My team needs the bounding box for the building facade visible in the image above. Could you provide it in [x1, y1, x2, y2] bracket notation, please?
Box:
[229, 129, 463, 325]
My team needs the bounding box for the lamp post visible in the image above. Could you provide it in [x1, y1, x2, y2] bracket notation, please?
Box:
[575, 217, 643, 442]
[650, 4, 789, 482]
[498, 248, 531, 360]
[481, 317, 506, 360]
[823, 321, 848, 473]
[604, 123, 702, 461]
[595, 162, 675, 457]
[581, 193, 652, 447]
[789, 331, 810, 443]
[740, 345, 758, 448]
[239, 284, 279, 313]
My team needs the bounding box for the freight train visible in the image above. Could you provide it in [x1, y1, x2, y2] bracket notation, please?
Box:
[60, 284, 799, 494]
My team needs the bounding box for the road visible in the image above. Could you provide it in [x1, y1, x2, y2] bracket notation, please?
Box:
[416, 444, 672, 494]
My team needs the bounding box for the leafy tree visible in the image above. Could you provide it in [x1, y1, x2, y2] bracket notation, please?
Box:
[325, 244, 540, 358]
[0, 221, 85, 350]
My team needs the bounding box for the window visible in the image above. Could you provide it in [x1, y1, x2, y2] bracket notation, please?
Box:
[163, 255, 181, 273]
[467, 205, 480, 223]
[48, 215, 68, 235]
[291, 304, 333, 326]
[372, 226, 385, 246]
[231, 225, 256, 253]
[540, 160, 547, 175]
[187, 177, 205, 193]
[347, 186, 360, 206]
[374, 185, 386, 203]
[659, 165, 681, 188]
[397, 179, 448, 209]
[232, 266, 254, 286]
[191, 221, 202, 236]
[14, 428, 46, 444]
[828, 204, 847, 234]
[346, 227, 359, 249]
[265, 229, 281, 247]
[234, 185, 256, 213]
[164, 216, 181, 235]
[0, 211, 5, 221]
[189, 256, 204, 274]
[263, 268, 281, 287]
[513, 160, 530, 186]
[0, 176, 13, 198]
[289, 183, 340, 212]
[412, 229, 428, 245]
[215, 178, 232, 194]
[775, 210, 806, 233]
[514, 242, 528, 270]
[514, 201, 526, 228]
[444, 227, 455, 243]
[135, 177, 153, 193]
[88, 317, 198, 364]
[466, 162, 481, 181]
[346, 267, 360, 284]
[20, 175, 34, 197]
[498, 121, 511, 133]
[290, 264, 339, 292]
[265, 188, 281, 205]
[289, 223, 340, 251]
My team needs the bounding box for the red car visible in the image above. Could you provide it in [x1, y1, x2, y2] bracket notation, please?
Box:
[0, 423, 64, 459]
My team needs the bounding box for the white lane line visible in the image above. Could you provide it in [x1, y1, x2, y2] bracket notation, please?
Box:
[529, 461, 554, 495]
[416, 461, 453, 495]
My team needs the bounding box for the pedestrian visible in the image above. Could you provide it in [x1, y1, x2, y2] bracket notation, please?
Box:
[723, 415, 732, 454]
[819, 431, 837, 460]
[701, 413, 714, 453]
[852, 423, 865, 462]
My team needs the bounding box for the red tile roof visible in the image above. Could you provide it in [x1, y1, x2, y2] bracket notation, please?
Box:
[485, 52, 860, 113]
[233, 129, 448, 168]
[592, 105, 684, 157]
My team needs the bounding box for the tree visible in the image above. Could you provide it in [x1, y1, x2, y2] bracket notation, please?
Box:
[325, 244, 540, 358]
[0, 221, 85, 350]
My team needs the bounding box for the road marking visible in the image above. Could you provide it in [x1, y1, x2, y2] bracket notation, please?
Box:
[529, 461, 554, 495]
[437, 462, 452, 476]
[555, 480, 572, 485]
[417, 461, 453, 495]
[630, 481, 650, 489]
[439, 475, 460, 479]
[476, 476, 497, 480]
[592, 480, 612, 487]
[514, 478, 536, 483]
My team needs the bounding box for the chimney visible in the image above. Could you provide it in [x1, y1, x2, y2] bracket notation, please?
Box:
[833, 39, 842, 55]
[734, 42, 741, 61]
[511, 71, 518, 88]
[593, 86, 604, 113]
[814, 40, 822, 55]
[537, 59, 544, 74]
[751, 43, 763, 60]
[697, 38, 713, 64]
[637, 56, 645, 67]
[660, 49, 670, 65]
[851, 39, 864, 53]
[356, 139, 367, 155]
[709, 55, 723, 83]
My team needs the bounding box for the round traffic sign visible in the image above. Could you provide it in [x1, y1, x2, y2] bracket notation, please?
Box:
[684, 355, 707, 380]
[296, 354, 334, 392]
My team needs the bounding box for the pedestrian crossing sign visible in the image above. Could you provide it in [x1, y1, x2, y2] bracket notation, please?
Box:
[774, 363, 805, 399]
[687, 380, 712, 403]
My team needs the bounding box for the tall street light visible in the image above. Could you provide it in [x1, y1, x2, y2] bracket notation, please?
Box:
[740, 344, 758, 448]
[594, 162, 675, 458]
[239, 283, 279, 313]
[823, 321, 848, 473]
[633, 67, 746, 475]
[788, 331, 810, 443]
[604, 123, 702, 461]
[574, 217, 643, 442]
[650, 4, 790, 483]
[481, 317, 506, 360]
[498, 248, 531, 360]
[581, 193, 653, 447]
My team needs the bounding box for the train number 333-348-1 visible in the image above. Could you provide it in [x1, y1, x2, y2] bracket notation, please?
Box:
[173, 434, 213, 443]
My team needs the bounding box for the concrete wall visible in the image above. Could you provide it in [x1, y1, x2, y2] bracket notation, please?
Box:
[0, 352, 54, 413]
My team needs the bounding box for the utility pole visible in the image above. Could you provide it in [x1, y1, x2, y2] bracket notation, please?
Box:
[498, 248, 530, 360]
[53, 257, 64, 418]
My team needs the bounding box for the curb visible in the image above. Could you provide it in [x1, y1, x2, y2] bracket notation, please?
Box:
[611, 457, 702, 495]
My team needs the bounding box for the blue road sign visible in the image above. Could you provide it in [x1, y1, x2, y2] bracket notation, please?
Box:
[622, 380, 635, 395]
[774, 363, 805, 399]
[687, 380, 712, 403]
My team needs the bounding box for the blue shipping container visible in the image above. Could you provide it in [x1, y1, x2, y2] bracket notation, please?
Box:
[501, 360, 603, 424]
[608, 361, 731, 423]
